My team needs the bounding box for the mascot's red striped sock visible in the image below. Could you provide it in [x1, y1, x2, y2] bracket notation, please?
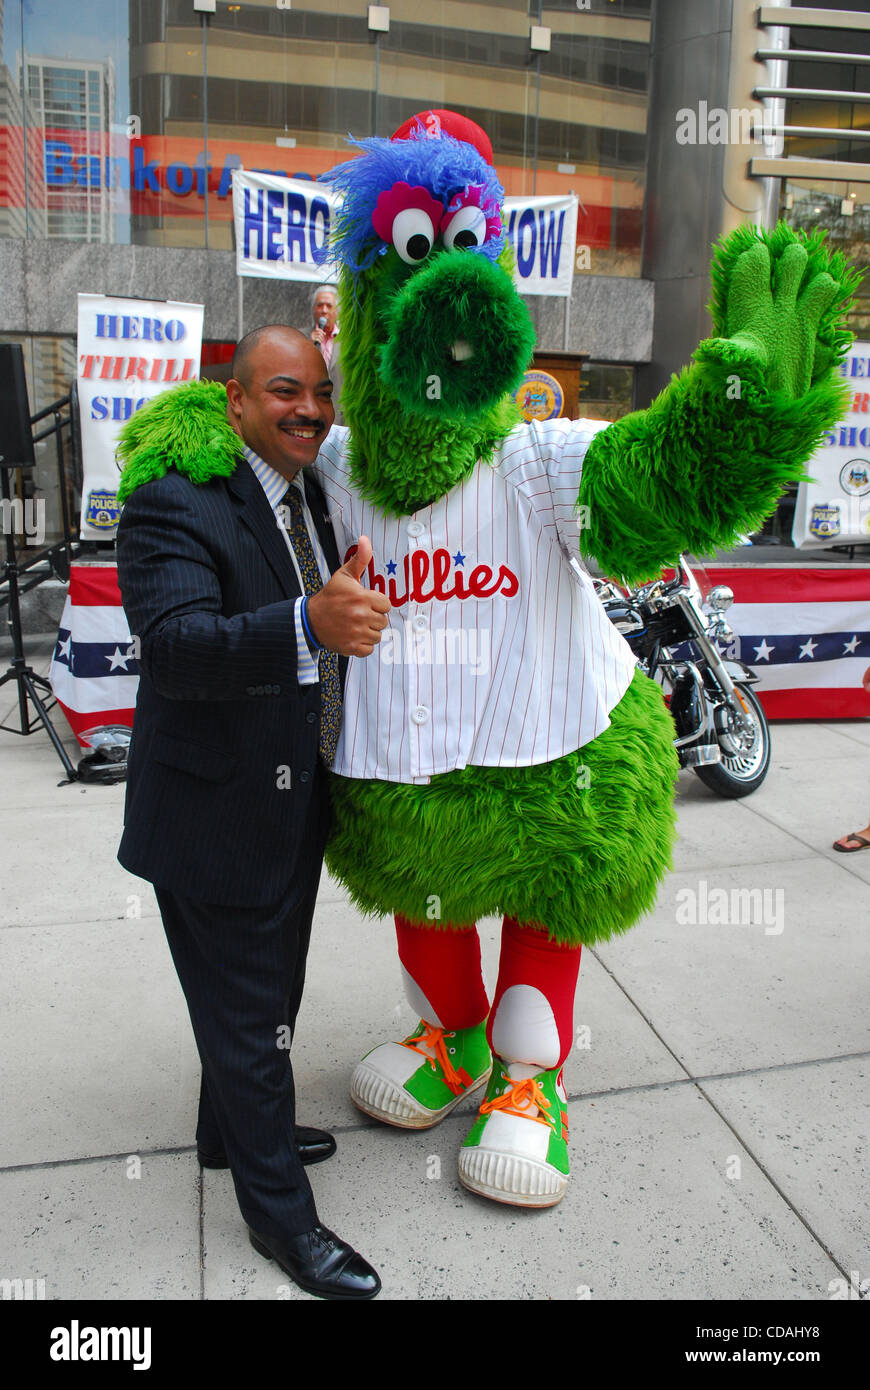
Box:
[395, 914, 490, 1029]
[487, 917, 581, 1069]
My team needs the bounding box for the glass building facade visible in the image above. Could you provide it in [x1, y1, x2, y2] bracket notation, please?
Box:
[1, 0, 651, 270]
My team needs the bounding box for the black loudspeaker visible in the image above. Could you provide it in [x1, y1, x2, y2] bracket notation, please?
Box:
[0, 343, 36, 468]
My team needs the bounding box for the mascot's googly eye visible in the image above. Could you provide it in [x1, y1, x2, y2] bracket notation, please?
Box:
[441, 203, 488, 251]
[441, 184, 504, 257]
[371, 181, 445, 264]
[391, 207, 437, 264]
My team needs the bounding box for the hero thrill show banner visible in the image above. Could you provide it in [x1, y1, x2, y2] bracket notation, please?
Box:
[76, 294, 204, 541]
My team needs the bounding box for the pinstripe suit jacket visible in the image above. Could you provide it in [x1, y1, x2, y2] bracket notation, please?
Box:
[116, 457, 343, 906]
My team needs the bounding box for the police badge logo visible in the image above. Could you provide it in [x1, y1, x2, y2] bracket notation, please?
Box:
[809, 504, 840, 540]
[839, 458, 870, 497]
[85, 490, 121, 530]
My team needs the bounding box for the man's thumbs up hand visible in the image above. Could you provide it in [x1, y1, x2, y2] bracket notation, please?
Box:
[341, 535, 373, 581]
[307, 536, 391, 657]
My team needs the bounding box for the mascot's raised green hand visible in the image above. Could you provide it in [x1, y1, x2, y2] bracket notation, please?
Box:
[697, 223, 859, 398]
[579, 222, 861, 584]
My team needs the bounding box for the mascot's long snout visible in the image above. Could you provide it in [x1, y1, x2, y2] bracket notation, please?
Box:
[378, 249, 536, 420]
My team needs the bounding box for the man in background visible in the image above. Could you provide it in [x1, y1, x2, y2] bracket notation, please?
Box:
[309, 284, 339, 366]
[309, 284, 343, 423]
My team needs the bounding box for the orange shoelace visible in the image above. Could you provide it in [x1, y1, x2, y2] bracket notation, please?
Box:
[400, 1022, 471, 1096]
[480, 1072, 556, 1130]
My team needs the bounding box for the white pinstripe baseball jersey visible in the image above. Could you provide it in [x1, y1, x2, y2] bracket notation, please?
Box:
[313, 417, 638, 785]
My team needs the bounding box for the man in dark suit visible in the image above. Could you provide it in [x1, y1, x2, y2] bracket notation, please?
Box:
[116, 326, 390, 1300]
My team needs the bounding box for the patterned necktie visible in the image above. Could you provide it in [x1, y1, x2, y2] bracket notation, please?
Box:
[281, 484, 342, 767]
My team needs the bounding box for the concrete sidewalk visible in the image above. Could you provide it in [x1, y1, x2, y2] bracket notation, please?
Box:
[1, 638, 868, 1301]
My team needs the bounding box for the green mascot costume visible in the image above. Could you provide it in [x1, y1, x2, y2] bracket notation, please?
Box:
[118, 110, 859, 1208]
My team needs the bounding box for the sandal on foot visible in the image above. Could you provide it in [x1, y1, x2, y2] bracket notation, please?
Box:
[833, 832, 870, 853]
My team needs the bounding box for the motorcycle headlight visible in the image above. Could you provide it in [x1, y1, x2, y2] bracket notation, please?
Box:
[707, 585, 734, 613]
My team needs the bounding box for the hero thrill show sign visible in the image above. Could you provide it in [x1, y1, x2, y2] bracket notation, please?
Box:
[792, 343, 870, 548]
[76, 294, 204, 541]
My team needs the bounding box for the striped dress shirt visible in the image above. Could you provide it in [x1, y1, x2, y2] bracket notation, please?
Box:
[244, 446, 330, 686]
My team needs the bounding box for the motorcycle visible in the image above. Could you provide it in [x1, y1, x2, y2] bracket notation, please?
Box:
[593, 556, 771, 798]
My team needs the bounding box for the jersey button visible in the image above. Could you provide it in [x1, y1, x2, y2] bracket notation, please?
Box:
[306, 710, 317, 724]
[407, 520, 425, 537]
[412, 614, 428, 632]
[411, 706, 429, 725]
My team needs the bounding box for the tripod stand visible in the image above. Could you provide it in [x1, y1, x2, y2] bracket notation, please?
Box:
[0, 461, 77, 781]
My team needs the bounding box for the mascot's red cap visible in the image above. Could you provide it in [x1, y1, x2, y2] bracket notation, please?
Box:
[390, 109, 494, 167]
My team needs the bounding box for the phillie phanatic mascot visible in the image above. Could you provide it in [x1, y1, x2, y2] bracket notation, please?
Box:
[117, 111, 858, 1208]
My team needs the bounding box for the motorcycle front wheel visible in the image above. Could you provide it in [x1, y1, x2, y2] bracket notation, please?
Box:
[693, 683, 771, 798]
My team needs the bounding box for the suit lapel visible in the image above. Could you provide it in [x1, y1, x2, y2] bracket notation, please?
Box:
[226, 458, 299, 600]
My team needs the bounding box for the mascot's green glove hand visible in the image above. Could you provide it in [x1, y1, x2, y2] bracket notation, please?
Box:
[724, 239, 838, 398]
[697, 223, 861, 402]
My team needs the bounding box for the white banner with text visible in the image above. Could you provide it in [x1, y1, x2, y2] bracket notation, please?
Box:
[792, 341, 870, 548]
[76, 293, 204, 540]
[232, 170, 577, 296]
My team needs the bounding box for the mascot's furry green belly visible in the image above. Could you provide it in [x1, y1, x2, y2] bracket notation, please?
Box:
[326, 671, 678, 946]
[117, 108, 859, 1209]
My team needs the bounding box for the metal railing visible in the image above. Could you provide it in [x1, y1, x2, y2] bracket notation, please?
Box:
[752, 5, 870, 184]
[0, 391, 82, 611]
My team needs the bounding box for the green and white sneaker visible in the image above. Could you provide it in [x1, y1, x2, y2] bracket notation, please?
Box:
[350, 1019, 491, 1130]
[458, 1059, 570, 1207]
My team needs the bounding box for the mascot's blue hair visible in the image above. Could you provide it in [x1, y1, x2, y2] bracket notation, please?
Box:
[317, 129, 506, 277]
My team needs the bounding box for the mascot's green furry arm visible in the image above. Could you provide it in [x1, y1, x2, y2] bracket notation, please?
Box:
[579, 224, 857, 584]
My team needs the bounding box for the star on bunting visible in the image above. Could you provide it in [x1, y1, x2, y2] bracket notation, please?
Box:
[106, 645, 132, 671]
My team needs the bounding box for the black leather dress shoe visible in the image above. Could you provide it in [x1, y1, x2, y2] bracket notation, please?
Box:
[249, 1225, 381, 1300]
[197, 1125, 336, 1170]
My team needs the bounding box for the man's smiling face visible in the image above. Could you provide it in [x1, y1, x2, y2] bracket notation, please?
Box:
[226, 327, 335, 481]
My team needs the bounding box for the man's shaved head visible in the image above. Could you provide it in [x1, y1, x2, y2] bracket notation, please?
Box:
[226, 323, 334, 481]
[232, 324, 314, 388]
